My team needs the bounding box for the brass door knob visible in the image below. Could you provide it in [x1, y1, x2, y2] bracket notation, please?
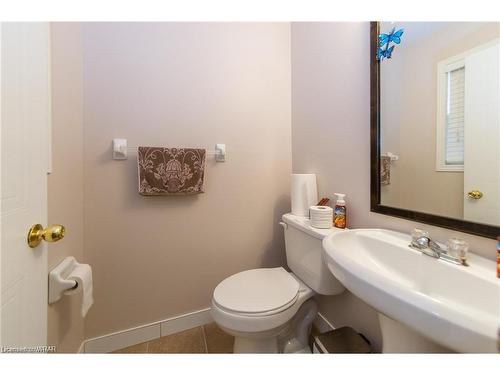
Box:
[467, 190, 483, 200]
[27, 224, 65, 248]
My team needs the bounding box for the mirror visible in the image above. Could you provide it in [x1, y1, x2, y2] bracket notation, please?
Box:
[370, 22, 500, 238]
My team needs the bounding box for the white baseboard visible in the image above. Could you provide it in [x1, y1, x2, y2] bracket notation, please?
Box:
[160, 308, 213, 336]
[313, 311, 335, 333]
[80, 307, 329, 353]
[82, 307, 213, 353]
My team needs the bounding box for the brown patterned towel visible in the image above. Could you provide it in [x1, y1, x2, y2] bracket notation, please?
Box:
[380, 155, 391, 186]
[138, 147, 206, 195]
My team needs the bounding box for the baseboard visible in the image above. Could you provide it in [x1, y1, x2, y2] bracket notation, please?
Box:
[160, 307, 213, 336]
[313, 311, 335, 333]
[81, 307, 329, 353]
[82, 307, 213, 353]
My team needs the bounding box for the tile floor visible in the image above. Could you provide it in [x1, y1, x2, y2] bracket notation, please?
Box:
[112, 322, 234, 354]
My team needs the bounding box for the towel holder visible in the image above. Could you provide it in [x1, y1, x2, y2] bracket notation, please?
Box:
[112, 139, 226, 162]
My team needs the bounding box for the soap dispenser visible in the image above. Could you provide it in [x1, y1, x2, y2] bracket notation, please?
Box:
[333, 193, 347, 229]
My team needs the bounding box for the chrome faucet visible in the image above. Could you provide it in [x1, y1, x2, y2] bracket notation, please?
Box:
[409, 232, 469, 266]
[410, 236, 446, 258]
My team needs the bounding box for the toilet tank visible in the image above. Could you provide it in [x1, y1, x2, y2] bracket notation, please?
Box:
[281, 213, 345, 295]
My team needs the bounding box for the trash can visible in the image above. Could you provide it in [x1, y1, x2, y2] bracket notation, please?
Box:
[313, 327, 372, 353]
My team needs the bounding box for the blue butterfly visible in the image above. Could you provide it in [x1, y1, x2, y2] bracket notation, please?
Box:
[379, 28, 404, 46]
[377, 45, 394, 60]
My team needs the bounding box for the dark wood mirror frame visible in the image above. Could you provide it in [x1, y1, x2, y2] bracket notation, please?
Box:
[370, 21, 499, 239]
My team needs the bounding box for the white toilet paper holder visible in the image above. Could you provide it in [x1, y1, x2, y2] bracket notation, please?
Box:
[48, 257, 79, 304]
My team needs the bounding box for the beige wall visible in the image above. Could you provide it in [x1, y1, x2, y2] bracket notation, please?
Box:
[81, 23, 292, 339]
[47, 23, 85, 353]
[380, 22, 500, 219]
[291, 22, 497, 353]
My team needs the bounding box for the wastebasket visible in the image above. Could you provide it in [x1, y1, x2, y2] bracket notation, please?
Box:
[313, 327, 372, 353]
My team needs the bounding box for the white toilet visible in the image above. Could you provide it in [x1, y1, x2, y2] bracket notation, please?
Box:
[211, 213, 345, 353]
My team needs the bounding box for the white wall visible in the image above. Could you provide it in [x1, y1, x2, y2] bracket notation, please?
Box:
[81, 22, 292, 339]
[48, 23, 85, 353]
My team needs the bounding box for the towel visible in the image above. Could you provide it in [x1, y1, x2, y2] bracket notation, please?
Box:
[138, 147, 206, 195]
[380, 155, 391, 185]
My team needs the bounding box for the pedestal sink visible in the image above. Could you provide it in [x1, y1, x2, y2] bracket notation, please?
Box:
[322, 229, 500, 353]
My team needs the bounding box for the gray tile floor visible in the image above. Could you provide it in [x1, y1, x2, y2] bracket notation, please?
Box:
[112, 322, 234, 354]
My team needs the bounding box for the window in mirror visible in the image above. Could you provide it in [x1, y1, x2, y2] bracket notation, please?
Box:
[436, 57, 465, 171]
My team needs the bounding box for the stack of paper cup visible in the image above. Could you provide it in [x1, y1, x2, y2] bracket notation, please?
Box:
[309, 206, 333, 229]
[291, 174, 318, 217]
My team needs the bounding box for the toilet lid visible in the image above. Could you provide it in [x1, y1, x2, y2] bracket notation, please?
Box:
[213, 267, 300, 314]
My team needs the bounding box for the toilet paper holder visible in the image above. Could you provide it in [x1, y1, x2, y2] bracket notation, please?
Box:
[48, 257, 79, 304]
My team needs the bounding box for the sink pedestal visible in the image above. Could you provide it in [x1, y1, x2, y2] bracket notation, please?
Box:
[379, 314, 454, 353]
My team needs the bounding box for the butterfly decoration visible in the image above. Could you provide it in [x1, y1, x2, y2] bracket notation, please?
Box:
[379, 28, 404, 46]
[377, 45, 394, 60]
[377, 27, 404, 61]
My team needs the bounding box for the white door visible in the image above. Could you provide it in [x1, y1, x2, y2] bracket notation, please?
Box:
[1, 23, 51, 348]
[463, 43, 500, 226]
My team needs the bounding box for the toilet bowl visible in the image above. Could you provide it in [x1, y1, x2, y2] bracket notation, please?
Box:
[211, 267, 315, 353]
[211, 214, 346, 353]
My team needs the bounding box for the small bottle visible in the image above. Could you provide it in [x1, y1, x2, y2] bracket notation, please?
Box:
[333, 193, 347, 229]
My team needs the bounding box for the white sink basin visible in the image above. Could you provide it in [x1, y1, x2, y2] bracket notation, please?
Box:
[322, 229, 500, 353]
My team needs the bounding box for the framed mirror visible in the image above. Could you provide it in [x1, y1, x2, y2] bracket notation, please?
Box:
[370, 21, 500, 239]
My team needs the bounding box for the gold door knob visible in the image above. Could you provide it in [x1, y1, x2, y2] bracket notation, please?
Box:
[27, 224, 65, 248]
[467, 190, 483, 200]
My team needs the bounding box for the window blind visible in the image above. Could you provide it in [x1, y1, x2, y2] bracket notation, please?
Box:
[445, 67, 465, 165]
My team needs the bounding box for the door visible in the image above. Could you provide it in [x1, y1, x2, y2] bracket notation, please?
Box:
[1, 23, 51, 347]
[463, 42, 500, 226]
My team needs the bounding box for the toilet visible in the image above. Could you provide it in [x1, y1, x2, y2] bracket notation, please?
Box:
[211, 213, 345, 353]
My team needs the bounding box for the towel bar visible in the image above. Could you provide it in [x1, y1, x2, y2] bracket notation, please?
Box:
[112, 139, 226, 162]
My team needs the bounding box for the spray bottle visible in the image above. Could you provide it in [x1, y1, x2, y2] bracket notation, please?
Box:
[333, 193, 347, 229]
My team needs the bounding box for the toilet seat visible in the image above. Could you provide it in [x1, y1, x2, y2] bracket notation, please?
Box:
[213, 267, 300, 316]
[211, 268, 314, 334]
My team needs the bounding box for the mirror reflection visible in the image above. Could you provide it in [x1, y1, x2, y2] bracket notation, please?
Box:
[379, 22, 500, 226]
